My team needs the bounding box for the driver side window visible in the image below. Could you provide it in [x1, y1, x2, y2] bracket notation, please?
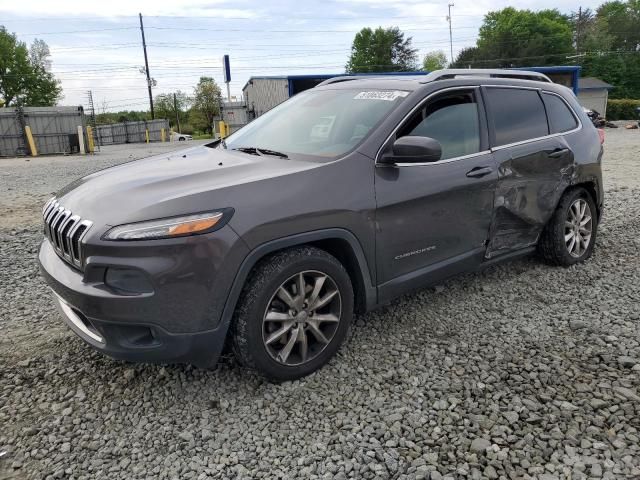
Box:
[398, 90, 481, 160]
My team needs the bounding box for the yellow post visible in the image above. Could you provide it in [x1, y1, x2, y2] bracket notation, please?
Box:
[86, 126, 95, 153]
[218, 120, 227, 139]
[160, 128, 165, 142]
[24, 125, 38, 156]
[145, 129, 150, 143]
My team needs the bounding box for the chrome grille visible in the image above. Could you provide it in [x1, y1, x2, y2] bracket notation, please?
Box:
[42, 198, 93, 269]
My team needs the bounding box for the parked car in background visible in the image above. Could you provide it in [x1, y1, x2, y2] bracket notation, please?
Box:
[171, 132, 192, 141]
[39, 69, 603, 381]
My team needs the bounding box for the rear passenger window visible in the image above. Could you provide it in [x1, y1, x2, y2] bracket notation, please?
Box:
[485, 88, 548, 146]
[543, 93, 578, 133]
[398, 90, 481, 160]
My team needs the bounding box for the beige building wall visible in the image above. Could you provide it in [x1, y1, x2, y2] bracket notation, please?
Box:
[577, 90, 609, 117]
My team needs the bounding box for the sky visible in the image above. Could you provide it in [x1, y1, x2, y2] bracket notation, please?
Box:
[1, 0, 601, 112]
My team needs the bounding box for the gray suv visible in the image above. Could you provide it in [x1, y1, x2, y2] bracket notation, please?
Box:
[39, 69, 604, 380]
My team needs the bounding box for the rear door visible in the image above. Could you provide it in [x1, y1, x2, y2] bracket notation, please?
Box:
[482, 86, 577, 258]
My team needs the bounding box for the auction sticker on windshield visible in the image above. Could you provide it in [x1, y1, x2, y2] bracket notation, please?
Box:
[353, 91, 409, 101]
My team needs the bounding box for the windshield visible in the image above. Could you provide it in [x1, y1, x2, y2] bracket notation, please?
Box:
[223, 88, 409, 161]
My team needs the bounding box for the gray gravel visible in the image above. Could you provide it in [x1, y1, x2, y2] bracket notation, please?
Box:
[1, 131, 639, 479]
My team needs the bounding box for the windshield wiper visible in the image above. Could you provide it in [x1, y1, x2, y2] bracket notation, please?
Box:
[231, 146, 260, 156]
[256, 148, 288, 159]
[231, 146, 288, 159]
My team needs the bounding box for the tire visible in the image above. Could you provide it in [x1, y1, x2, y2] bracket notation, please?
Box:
[231, 246, 353, 381]
[178, 137, 185, 141]
[538, 187, 598, 266]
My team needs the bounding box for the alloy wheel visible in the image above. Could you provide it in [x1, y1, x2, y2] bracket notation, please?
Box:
[262, 270, 342, 366]
[564, 198, 593, 258]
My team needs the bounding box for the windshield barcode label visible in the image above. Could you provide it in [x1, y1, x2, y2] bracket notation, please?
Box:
[353, 91, 409, 101]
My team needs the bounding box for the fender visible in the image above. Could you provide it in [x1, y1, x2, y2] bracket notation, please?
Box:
[217, 228, 377, 337]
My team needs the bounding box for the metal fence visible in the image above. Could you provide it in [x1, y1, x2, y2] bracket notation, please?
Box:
[96, 119, 169, 145]
[0, 106, 86, 157]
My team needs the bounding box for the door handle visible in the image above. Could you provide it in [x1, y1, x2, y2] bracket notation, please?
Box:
[466, 166, 493, 178]
[548, 148, 570, 158]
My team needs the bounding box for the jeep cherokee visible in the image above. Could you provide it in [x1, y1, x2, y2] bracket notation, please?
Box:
[39, 69, 604, 380]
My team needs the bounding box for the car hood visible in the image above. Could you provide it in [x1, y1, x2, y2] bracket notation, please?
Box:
[55, 145, 320, 228]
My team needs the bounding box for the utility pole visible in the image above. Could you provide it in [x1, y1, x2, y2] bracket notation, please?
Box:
[447, 3, 455, 65]
[173, 93, 181, 133]
[576, 6, 582, 55]
[139, 13, 154, 119]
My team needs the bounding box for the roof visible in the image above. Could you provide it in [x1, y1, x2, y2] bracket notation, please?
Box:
[578, 77, 614, 91]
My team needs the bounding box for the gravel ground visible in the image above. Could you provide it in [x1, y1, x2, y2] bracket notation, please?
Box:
[0, 141, 210, 229]
[1, 131, 639, 480]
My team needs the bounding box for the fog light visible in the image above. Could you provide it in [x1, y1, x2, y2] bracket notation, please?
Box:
[104, 268, 153, 294]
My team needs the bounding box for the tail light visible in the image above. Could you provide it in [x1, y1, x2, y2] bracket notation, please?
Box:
[597, 128, 605, 144]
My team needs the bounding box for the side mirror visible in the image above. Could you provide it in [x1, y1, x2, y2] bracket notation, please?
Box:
[381, 136, 442, 164]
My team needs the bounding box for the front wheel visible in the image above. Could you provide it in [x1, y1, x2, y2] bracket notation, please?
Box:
[538, 187, 598, 266]
[231, 247, 353, 380]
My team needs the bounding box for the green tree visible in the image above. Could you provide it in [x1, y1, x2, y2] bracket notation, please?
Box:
[187, 108, 208, 134]
[0, 28, 61, 106]
[596, 0, 640, 51]
[453, 8, 573, 67]
[154, 90, 191, 128]
[422, 50, 449, 71]
[452, 47, 481, 68]
[574, 12, 614, 53]
[580, 52, 640, 98]
[346, 26, 418, 73]
[191, 77, 222, 134]
[570, 1, 640, 99]
[96, 110, 150, 124]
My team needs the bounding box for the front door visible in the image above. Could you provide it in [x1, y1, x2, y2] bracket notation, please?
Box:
[374, 88, 497, 299]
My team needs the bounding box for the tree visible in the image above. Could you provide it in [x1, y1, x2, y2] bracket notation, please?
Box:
[346, 26, 418, 73]
[452, 47, 481, 68]
[96, 110, 149, 124]
[191, 77, 222, 134]
[422, 50, 449, 71]
[453, 8, 574, 68]
[569, 8, 614, 54]
[154, 90, 191, 128]
[0, 28, 61, 106]
[596, 0, 640, 52]
[29, 39, 52, 70]
[570, 1, 640, 99]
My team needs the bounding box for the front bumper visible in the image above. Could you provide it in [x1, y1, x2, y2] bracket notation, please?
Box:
[48, 288, 228, 367]
[38, 227, 248, 367]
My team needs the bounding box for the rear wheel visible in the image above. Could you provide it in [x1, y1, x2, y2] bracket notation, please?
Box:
[231, 247, 353, 380]
[538, 187, 598, 266]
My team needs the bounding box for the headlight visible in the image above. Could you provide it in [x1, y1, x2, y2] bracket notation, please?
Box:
[103, 211, 228, 241]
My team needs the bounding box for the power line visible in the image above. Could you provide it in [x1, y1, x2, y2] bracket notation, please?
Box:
[49, 29, 620, 55]
[15, 23, 480, 37]
[17, 27, 138, 35]
[144, 25, 479, 33]
[10, 13, 483, 22]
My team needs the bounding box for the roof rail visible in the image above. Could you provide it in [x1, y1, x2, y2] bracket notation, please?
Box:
[315, 76, 361, 87]
[424, 69, 552, 83]
[314, 69, 552, 89]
